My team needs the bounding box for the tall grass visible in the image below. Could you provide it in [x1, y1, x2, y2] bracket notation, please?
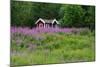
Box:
[11, 27, 95, 66]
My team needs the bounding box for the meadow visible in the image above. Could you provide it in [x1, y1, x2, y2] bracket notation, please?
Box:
[11, 27, 95, 66]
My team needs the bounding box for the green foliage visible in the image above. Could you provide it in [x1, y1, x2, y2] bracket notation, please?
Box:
[79, 28, 91, 35]
[83, 6, 95, 30]
[11, 1, 60, 28]
[59, 5, 84, 27]
[11, 1, 34, 27]
[11, 32, 95, 65]
[11, 1, 95, 28]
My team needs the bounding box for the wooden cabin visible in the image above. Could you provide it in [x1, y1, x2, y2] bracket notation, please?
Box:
[35, 18, 59, 28]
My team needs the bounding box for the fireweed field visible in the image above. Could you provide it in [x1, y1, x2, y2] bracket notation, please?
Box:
[11, 27, 95, 66]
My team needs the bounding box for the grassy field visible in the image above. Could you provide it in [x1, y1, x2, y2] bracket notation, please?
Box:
[11, 28, 95, 66]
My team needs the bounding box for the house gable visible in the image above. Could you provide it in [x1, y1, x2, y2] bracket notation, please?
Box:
[35, 18, 59, 28]
[35, 18, 45, 24]
[52, 19, 59, 24]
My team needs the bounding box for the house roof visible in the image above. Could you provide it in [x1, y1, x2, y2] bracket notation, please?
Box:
[35, 18, 59, 24]
[43, 19, 54, 23]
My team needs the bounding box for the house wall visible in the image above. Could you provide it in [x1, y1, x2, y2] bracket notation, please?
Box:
[36, 20, 59, 28]
[53, 22, 58, 28]
[37, 21, 44, 28]
[45, 23, 52, 28]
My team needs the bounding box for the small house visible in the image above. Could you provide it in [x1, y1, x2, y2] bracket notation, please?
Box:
[35, 18, 59, 28]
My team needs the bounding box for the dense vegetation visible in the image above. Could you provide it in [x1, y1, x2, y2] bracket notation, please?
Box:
[11, 1, 95, 66]
[11, 1, 95, 29]
[11, 27, 95, 66]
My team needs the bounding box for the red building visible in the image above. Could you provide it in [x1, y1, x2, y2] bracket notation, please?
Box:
[35, 18, 59, 28]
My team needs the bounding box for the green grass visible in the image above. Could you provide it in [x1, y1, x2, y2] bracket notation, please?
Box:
[11, 32, 95, 66]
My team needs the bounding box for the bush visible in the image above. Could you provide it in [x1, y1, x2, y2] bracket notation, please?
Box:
[79, 28, 91, 35]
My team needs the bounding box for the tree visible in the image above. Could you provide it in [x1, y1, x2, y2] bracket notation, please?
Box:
[11, 1, 95, 29]
[11, 1, 33, 27]
[59, 5, 84, 27]
[82, 6, 95, 30]
[11, 1, 61, 28]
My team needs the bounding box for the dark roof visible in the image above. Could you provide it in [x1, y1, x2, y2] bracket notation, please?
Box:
[35, 18, 59, 24]
[43, 19, 54, 23]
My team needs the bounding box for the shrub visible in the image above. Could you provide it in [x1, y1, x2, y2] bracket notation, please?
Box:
[79, 28, 91, 35]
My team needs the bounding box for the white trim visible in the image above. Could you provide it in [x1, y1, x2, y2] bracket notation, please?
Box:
[35, 18, 59, 24]
[52, 19, 59, 24]
[35, 18, 45, 24]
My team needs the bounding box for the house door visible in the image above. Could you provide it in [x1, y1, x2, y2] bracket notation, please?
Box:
[39, 23, 44, 28]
